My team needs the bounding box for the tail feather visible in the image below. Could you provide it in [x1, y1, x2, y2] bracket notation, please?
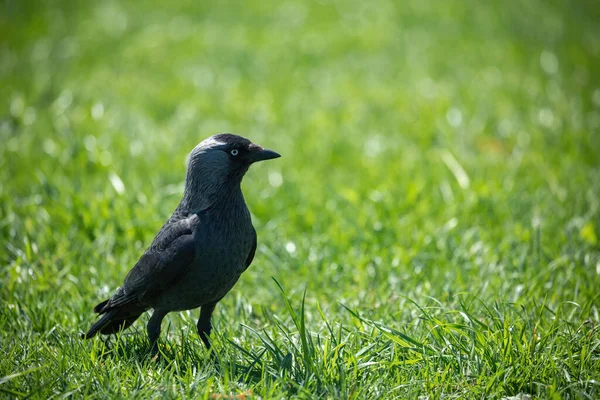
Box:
[84, 310, 117, 339]
[100, 314, 141, 335]
[93, 299, 109, 313]
[84, 310, 142, 339]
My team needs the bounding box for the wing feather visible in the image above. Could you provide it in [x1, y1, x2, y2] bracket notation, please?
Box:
[98, 214, 199, 313]
[243, 229, 257, 272]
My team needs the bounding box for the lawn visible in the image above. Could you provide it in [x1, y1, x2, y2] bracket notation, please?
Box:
[1, 0, 599, 398]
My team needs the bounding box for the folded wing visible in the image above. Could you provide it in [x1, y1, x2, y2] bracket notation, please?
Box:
[99, 213, 200, 313]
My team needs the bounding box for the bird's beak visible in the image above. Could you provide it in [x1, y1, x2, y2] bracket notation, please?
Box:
[247, 145, 281, 163]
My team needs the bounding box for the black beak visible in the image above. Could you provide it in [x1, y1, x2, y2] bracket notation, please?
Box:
[247, 146, 281, 163]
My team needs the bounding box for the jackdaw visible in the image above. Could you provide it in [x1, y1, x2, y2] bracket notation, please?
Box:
[84, 133, 280, 352]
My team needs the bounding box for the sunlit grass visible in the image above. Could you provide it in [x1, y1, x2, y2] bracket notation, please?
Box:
[1, 0, 599, 398]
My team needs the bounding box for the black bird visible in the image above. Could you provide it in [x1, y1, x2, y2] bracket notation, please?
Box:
[84, 133, 280, 352]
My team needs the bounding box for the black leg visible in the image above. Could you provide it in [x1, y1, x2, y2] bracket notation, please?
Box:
[147, 309, 167, 354]
[197, 302, 217, 350]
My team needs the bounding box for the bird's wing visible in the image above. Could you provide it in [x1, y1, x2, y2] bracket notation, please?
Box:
[243, 228, 257, 272]
[99, 214, 200, 313]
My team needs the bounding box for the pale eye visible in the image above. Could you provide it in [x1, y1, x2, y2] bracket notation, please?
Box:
[230, 149, 239, 156]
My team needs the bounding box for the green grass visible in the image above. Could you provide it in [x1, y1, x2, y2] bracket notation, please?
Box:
[2, 0, 600, 398]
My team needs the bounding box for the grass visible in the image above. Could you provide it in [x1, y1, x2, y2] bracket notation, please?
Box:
[1, 0, 600, 398]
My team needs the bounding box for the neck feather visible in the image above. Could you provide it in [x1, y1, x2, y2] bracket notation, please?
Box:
[178, 172, 244, 214]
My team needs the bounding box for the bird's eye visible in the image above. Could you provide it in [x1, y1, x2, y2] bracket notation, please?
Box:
[230, 149, 239, 156]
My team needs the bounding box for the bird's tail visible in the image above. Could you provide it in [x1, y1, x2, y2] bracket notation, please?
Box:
[84, 300, 142, 339]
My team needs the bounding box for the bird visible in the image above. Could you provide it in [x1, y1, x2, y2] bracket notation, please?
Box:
[84, 133, 280, 353]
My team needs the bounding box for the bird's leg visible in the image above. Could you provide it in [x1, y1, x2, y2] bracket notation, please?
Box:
[197, 302, 217, 350]
[147, 309, 167, 354]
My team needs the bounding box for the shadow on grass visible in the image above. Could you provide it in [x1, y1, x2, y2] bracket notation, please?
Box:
[90, 328, 271, 387]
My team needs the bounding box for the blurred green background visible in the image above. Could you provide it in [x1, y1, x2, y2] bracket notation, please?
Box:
[1, 0, 599, 398]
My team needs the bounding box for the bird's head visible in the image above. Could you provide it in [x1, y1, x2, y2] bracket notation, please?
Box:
[188, 133, 281, 178]
[183, 134, 280, 211]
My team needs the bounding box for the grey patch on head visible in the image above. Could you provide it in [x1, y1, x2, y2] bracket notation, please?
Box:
[190, 136, 226, 157]
[188, 133, 251, 161]
[212, 133, 251, 148]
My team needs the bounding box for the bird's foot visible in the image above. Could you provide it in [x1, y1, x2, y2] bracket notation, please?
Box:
[150, 341, 160, 359]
